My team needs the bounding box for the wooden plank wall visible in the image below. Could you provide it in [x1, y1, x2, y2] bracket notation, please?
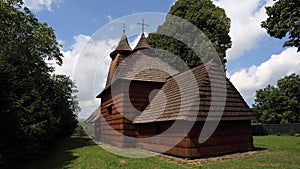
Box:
[100, 81, 125, 147]
[122, 81, 163, 147]
[136, 120, 254, 158]
[184, 120, 254, 158]
[99, 80, 163, 147]
[99, 79, 254, 158]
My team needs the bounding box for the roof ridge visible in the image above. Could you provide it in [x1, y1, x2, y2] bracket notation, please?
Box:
[166, 59, 223, 80]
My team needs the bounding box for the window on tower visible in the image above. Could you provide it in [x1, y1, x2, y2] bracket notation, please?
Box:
[106, 104, 113, 116]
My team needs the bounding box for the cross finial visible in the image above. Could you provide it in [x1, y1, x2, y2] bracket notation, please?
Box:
[137, 18, 149, 33]
[122, 23, 126, 33]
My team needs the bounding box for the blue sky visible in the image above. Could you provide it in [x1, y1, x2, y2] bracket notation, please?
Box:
[31, 0, 176, 49]
[24, 0, 300, 119]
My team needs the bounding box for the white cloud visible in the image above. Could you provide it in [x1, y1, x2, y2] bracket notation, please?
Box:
[53, 35, 118, 119]
[229, 47, 300, 105]
[213, 0, 275, 60]
[24, 0, 62, 11]
[54, 33, 151, 119]
[54, 35, 91, 77]
[106, 15, 114, 22]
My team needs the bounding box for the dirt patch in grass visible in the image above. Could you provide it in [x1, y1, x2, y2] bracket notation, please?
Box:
[119, 159, 127, 164]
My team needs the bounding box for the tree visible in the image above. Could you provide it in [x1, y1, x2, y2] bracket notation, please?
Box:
[0, 1, 79, 168]
[50, 74, 80, 137]
[253, 74, 300, 124]
[147, 0, 231, 70]
[261, 0, 300, 51]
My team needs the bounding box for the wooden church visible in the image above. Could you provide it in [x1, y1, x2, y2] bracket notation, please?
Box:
[89, 29, 256, 158]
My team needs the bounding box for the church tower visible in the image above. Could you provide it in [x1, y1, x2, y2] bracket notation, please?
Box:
[105, 30, 132, 88]
[133, 32, 151, 51]
[97, 28, 178, 148]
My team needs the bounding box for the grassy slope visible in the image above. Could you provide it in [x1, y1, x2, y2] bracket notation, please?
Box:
[29, 136, 300, 169]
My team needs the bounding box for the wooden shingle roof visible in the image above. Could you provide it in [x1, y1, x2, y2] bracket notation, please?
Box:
[133, 33, 151, 51]
[97, 49, 179, 98]
[113, 49, 179, 83]
[110, 31, 132, 58]
[134, 60, 256, 123]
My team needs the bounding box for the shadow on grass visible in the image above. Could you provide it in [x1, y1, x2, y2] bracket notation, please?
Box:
[253, 147, 267, 151]
[28, 136, 95, 169]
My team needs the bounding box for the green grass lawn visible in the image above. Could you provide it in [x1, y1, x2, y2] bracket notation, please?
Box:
[28, 135, 300, 169]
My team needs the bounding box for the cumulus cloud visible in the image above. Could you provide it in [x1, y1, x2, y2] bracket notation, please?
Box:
[229, 47, 300, 105]
[53, 35, 118, 119]
[213, 0, 274, 60]
[53, 32, 145, 119]
[24, 0, 62, 11]
[54, 35, 91, 77]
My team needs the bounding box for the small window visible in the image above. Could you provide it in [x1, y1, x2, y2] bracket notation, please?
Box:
[106, 105, 113, 116]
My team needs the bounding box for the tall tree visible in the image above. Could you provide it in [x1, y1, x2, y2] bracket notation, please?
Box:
[0, 0, 79, 168]
[147, 0, 231, 70]
[253, 74, 300, 124]
[51, 74, 80, 137]
[261, 0, 300, 51]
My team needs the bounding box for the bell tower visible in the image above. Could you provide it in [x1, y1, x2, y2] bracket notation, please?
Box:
[105, 30, 132, 87]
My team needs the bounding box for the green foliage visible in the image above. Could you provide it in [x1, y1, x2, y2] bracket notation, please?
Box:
[147, 0, 231, 70]
[51, 75, 80, 137]
[253, 74, 300, 124]
[0, 0, 80, 168]
[261, 0, 300, 51]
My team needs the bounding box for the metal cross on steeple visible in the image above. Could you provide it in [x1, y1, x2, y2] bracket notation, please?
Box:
[122, 23, 126, 32]
[137, 18, 149, 33]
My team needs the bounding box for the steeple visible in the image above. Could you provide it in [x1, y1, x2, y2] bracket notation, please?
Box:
[133, 33, 151, 51]
[110, 30, 132, 58]
[105, 30, 132, 87]
[134, 19, 151, 51]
